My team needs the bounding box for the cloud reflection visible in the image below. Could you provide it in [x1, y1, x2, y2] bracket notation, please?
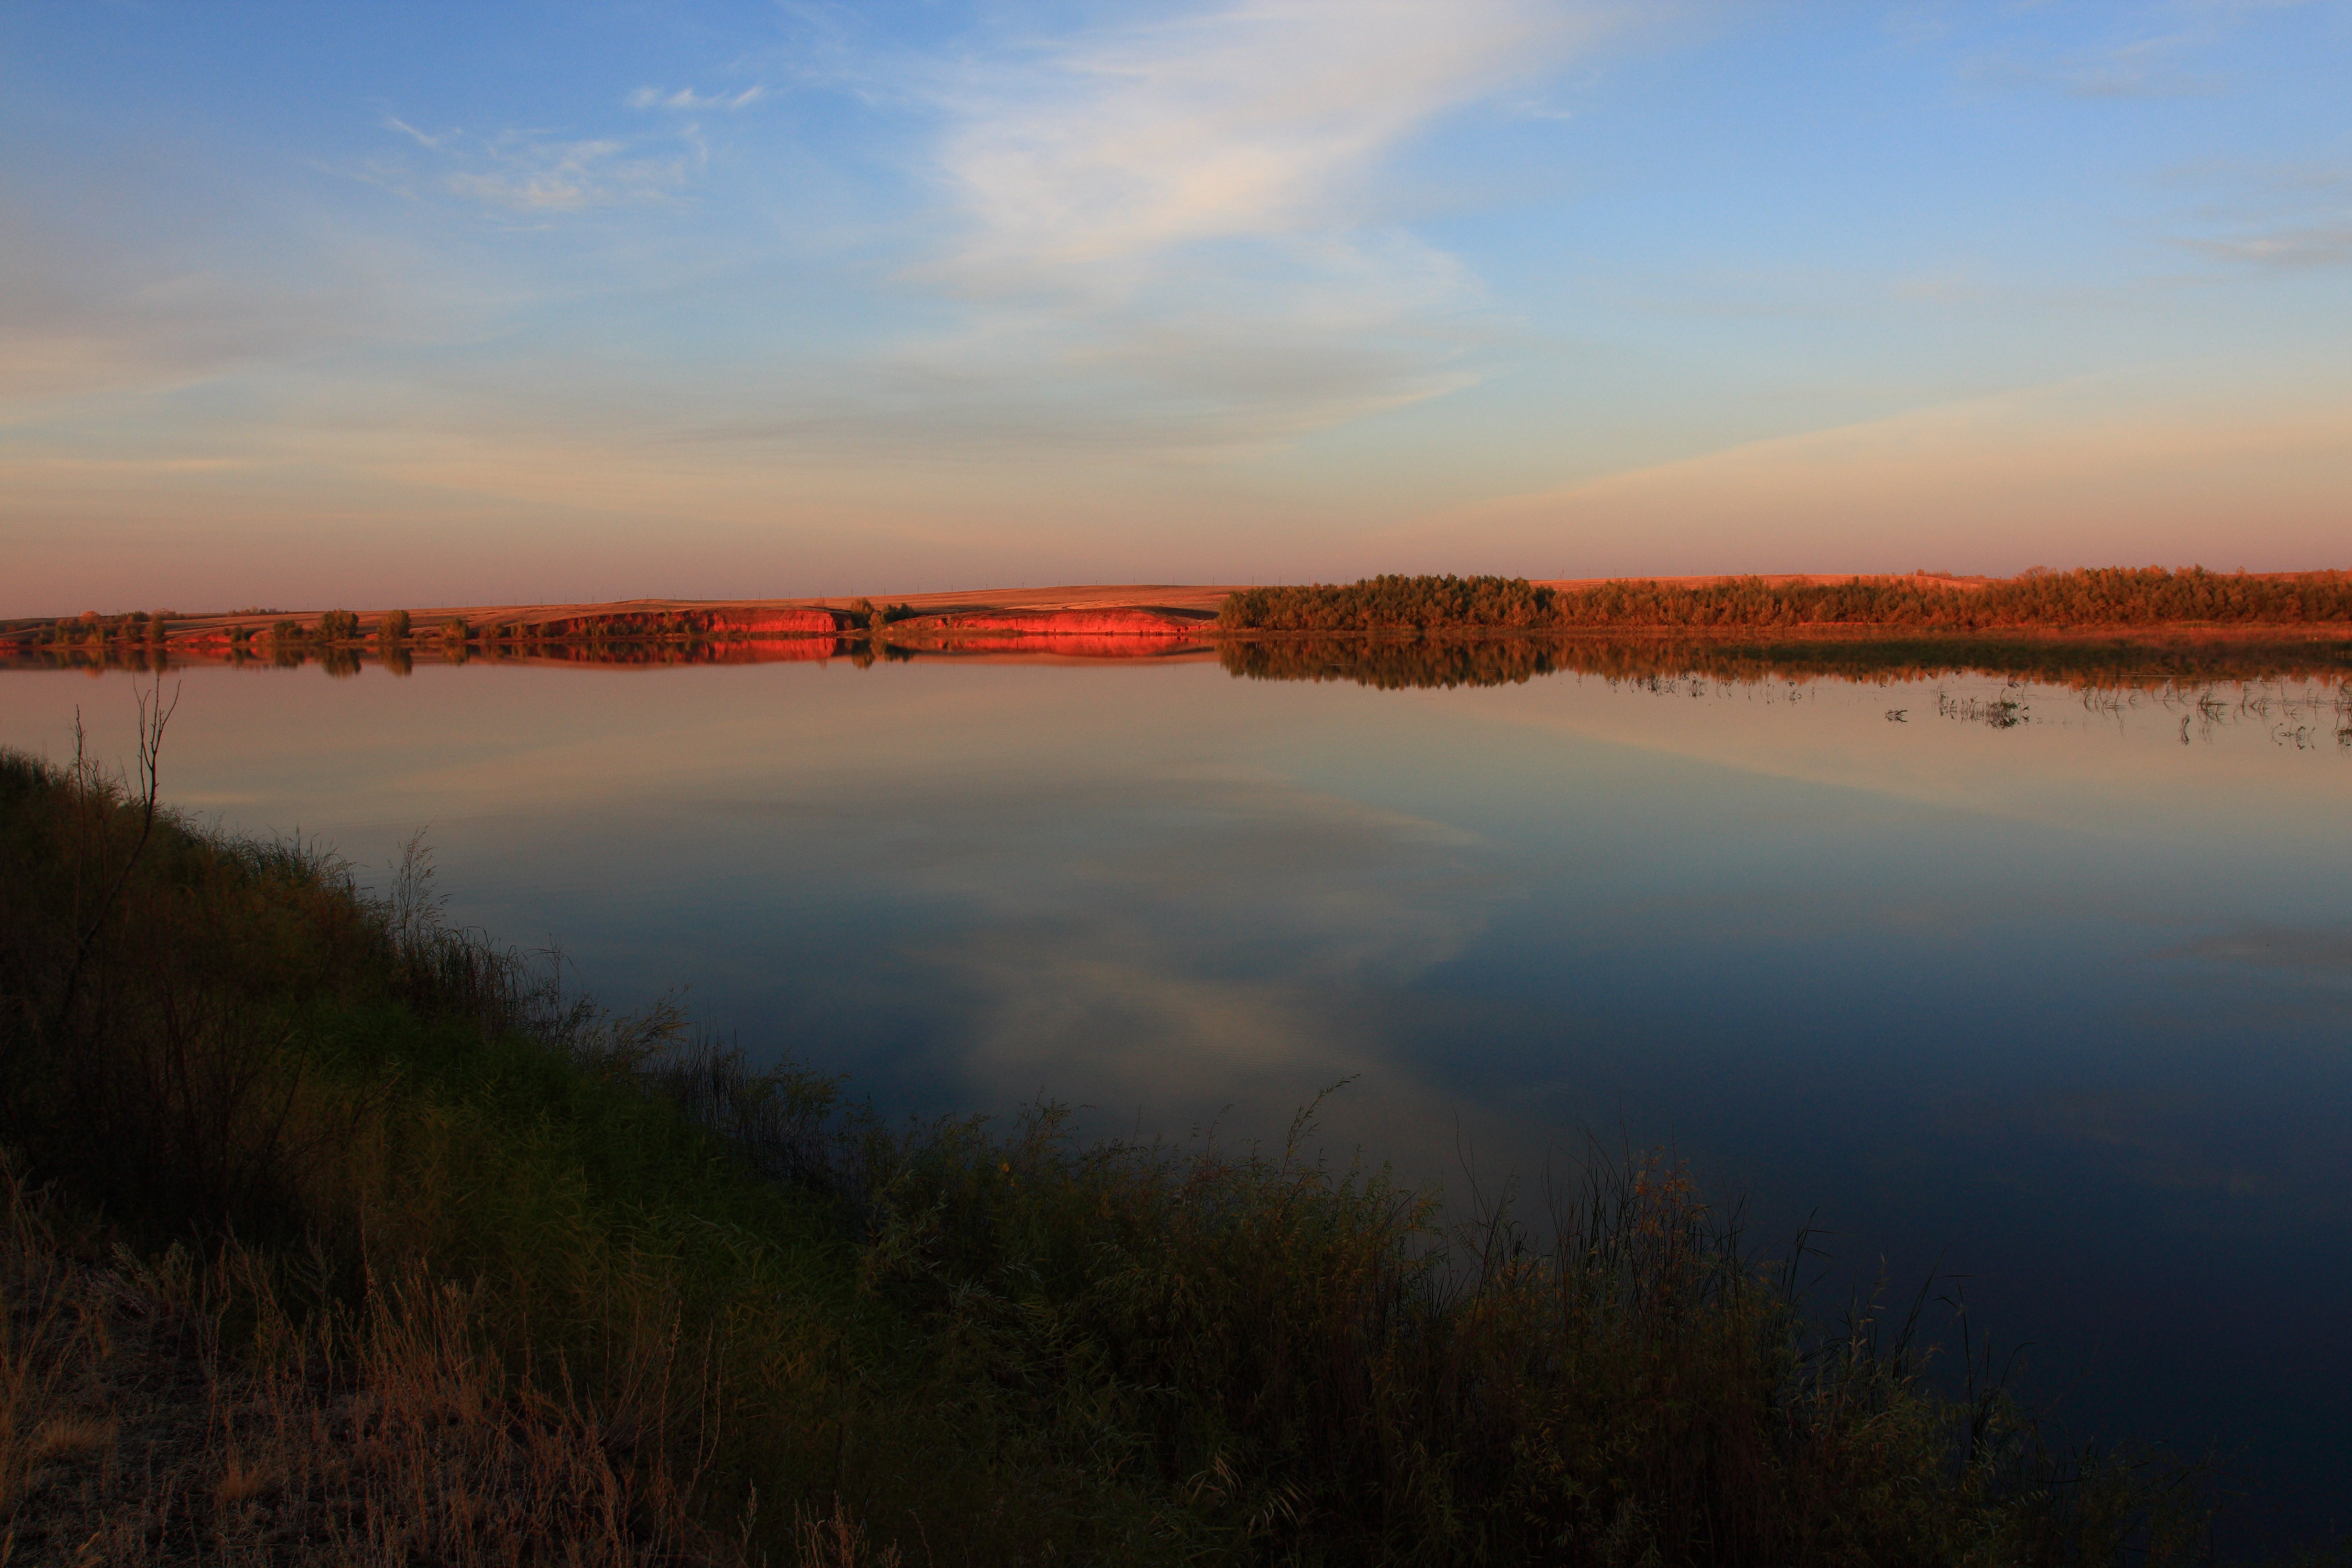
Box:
[761, 765, 1529, 1165]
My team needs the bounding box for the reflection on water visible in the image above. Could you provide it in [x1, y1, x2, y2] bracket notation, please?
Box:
[1218, 633, 2352, 695]
[15, 625, 2352, 690]
[2, 643, 2349, 1548]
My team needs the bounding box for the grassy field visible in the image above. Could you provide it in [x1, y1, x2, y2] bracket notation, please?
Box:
[0, 711, 2302, 1565]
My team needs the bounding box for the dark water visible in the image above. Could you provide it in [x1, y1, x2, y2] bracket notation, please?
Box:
[6, 649, 2349, 1548]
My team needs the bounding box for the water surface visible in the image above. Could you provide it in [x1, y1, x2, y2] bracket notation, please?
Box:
[6, 648, 2348, 1546]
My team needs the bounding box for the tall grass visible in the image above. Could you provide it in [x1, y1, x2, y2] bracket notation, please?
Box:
[0, 728, 2257, 1564]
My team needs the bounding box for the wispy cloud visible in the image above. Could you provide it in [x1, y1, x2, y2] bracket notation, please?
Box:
[2180, 224, 2352, 266]
[445, 133, 694, 212]
[1962, 32, 2222, 99]
[364, 122, 709, 214]
[382, 116, 454, 149]
[1956, 0, 2329, 101]
[1426, 372, 2352, 573]
[627, 84, 766, 112]
[852, 0, 1616, 454]
[2165, 162, 2352, 269]
[0, 229, 417, 405]
[929, 0, 1596, 283]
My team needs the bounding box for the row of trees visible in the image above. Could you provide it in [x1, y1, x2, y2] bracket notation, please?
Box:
[36, 611, 178, 647]
[1219, 575, 1559, 631]
[847, 597, 917, 630]
[1217, 568, 2352, 633]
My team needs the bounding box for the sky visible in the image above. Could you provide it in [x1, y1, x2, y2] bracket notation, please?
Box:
[3, 0, 2349, 613]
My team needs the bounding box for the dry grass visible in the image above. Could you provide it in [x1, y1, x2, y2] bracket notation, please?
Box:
[792, 1502, 902, 1568]
[0, 1165, 731, 1567]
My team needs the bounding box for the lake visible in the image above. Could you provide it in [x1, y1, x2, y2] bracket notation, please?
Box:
[4, 644, 2347, 1548]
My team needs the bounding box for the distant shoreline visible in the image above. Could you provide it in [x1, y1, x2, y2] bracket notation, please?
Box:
[8, 569, 2352, 661]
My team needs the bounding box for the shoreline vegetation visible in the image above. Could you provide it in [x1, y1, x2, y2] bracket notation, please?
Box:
[7, 568, 2352, 678]
[1213, 569, 2352, 635]
[0, 727, 2298, 1565]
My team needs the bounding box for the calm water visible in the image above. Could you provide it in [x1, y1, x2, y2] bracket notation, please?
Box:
[6, 651, 2349, 1545]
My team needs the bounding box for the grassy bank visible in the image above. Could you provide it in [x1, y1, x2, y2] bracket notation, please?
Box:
[1217, 570, 2352, 635]
[0, 725, 2263, 1565]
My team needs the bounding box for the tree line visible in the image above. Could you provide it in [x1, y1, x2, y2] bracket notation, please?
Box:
[1217, 568, 2352, 633]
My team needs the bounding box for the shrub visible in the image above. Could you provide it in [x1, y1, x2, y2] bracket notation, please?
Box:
[378, 609, 412, 644]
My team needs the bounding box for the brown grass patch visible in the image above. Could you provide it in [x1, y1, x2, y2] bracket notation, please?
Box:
[0, 1167, 737, 1567]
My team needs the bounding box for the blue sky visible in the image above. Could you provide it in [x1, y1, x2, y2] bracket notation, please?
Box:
[3, 1, 2348, 611]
